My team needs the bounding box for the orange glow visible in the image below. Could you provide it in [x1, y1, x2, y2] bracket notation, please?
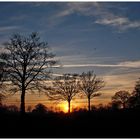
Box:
[59, 102, 80, 113]
[59, 102, 71, 113]
[62, 104, 69, 113]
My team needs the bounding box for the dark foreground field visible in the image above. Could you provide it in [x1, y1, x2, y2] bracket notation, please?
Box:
[0, 108, 140, 138]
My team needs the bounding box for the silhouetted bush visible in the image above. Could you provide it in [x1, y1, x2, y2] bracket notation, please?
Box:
[7, 105, 19, 112]
[32, 103, 48, 114]
[110, 101, 121, 110]
[0, 104, 8, 113]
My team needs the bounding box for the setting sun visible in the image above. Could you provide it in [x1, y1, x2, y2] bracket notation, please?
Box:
[60, 102, 72, 113]
[63, 104, 69, 113]
[60, 102, 79, 113]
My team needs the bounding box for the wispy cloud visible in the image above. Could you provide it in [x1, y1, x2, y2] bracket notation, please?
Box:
[52, 8, 73, 19]
[1, 3, 139, 32]
[95, 16, 140, 31]
[118, 60, 140, 68]
[47, 2, 140, 31]
[56, 60, 140, 68]
[70, 2, 140, 31]
[51, 2, 99, 19]
[104, 70, 139, 93]
[0, 26, 20, 32]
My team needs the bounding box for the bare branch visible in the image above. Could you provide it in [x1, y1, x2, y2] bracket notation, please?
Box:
[46, 74, 79, 113]
[0, 32, 56, 114]
[79, 71, 105, 111]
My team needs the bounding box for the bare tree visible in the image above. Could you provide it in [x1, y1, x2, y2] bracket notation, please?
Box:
[0, 62, 4, 85]
[79, 71, 105, 111]
[112, 90, 131, 109]
[0, 32, 56, 115]
[47, 74, 79, 113]
[0, 61, 6, 104]
[128, 78, 140, 108]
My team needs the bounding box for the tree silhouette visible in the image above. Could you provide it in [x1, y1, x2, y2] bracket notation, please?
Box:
[0, 32, 56, 115]
[110, 101, 122, 109]
[0, 62, 4, 85]
[32, 103, 48, 113]
[0, 60, 6, 104]
[112, 90, 131, 109]
[47, 74, 79, 113]
[79, 71, 105, 111]
[7, 105, 19, 112]
[129, 78, 140, 108]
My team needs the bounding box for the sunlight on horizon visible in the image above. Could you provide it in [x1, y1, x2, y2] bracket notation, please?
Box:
[62, 104, 69, 113]
[59, 102, 79, 113]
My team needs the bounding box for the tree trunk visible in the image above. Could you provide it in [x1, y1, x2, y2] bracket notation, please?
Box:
[20, 87, 25, 115]
[68, 100, 70, 113]
[88, 97, 90, 112]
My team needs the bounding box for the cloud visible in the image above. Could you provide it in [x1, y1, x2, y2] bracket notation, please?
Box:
[1, 3, 138, 32]
[52, 63, 139, 105]
[0, 26, 20, 32]
[67, 2, 100, 15]
[47, 2, 140, 31]
[71, 3, 140, 31]
[53, 2, 99, 19]
[95, 16, 140, 31]
[45, 2, 101, 28]
[94, 72, 138, 103]
[53, 8, 73, 19]
[118, 60, 140, 68]
[102, 72, 139, 95]
[54, 60, 140, 68]
[95, 17, 128, 26]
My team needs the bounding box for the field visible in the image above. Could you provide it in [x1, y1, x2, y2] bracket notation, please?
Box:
[0, 108, 140, 138]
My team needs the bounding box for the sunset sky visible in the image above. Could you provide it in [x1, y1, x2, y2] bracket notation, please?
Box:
[1, 2, 140, 111]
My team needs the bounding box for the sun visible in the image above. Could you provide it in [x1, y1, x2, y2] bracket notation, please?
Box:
[59, 102, 69, 113]
[63, 104, 69, 113]
[60, 102, 79, 113]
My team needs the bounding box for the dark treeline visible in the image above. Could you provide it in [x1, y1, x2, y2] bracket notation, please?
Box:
[0, 103, 140, 138]
[0, 32, 140, 138]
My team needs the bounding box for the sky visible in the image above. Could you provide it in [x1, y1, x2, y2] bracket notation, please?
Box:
[1, 2, 140, 111]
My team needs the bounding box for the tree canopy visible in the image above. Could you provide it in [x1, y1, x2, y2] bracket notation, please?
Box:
[0, 32, 56, 114]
